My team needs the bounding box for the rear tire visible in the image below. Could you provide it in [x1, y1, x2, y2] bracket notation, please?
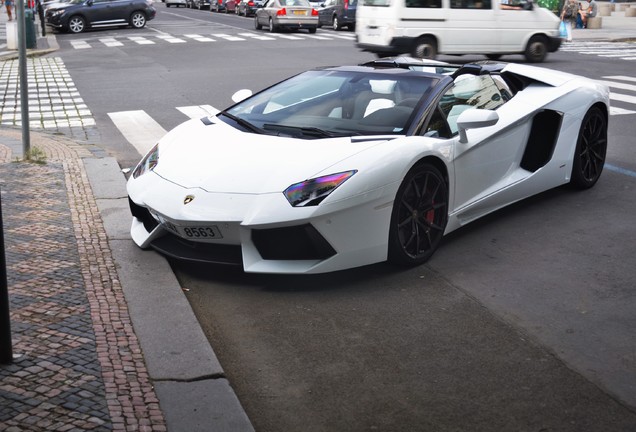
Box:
[332, 15, 341, 30]
[130, 11, 146, 29]
[485, 54, 502, 60]
[388, 163, 448, 266]
[254, 15, 262, 29]
[268, 17, 276, 32]
[570, 106, 607, 189]
[412, 36, 437, 60]
[524, 35, 548, 63]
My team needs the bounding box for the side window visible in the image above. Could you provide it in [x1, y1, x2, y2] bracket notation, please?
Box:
[424, 107, 453, 139]
[450, 0, 491, 8]
[436, 74, 506, 135]
[406, 0, 442, 7]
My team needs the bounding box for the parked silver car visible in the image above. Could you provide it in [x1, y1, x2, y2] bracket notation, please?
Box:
[254, 0, 318, 33]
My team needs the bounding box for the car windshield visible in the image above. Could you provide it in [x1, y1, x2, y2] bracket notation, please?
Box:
[223, 69, 439, 138]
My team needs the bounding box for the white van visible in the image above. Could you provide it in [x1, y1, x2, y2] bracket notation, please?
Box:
[355, 0, 562, 63]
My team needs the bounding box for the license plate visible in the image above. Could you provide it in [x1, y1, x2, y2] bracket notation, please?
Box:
[292, 9, 306, 15]
[156, 214, 223, 240]
[176, 225, 223, 240]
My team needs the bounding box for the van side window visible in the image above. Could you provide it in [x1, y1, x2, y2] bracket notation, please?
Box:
[450, 0, 492, 8]
[436, 74, 505, 135]
[406, 0, 442, 7]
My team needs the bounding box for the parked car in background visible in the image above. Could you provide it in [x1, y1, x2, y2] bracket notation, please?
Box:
[224, 0, 239, 12]
[210, 0, 225, 11]
[166, 0, 187, 7]
[237, 0, 265, 16]
[192, 0, 210, 8]
[255, 0, 318, 33]
[317, 0, 356, 30]
[45, 0, 156, 33]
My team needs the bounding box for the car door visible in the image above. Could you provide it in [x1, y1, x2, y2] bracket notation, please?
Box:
[257, 0, 274, 24]
[318, 0, 335, 25]
[445, 0, 498, 53]
[82, 0, 117, 25]
[430, 74, 532, 213]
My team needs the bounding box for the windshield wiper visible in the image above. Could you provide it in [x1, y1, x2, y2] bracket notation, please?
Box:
[262, 124, 353, 138]
[218, 111, 263, 134]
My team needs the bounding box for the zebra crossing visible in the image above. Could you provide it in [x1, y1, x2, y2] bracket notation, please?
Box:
[559, 41, 636, 61]
[67, 30, 356, 49]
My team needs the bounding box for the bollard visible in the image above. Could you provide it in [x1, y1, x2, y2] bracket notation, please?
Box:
[24, 8, 37, 49]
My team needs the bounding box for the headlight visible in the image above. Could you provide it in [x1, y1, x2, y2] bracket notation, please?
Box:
[51, 9, 65, 16]
[132, 143, 159, 179]
[284, 170, 356, 207]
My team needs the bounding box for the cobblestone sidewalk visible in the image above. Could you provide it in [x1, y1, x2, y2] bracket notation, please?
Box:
[0, 128, 166, 432]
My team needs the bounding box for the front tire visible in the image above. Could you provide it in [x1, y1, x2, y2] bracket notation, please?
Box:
[67, 15, 86, 33]
[570, 107, 607, 189]
[412, 36, 437, 60]
[254, 15, 262, 29]
[388, 163, 448, 266]
[130, 11, 146, 28]
[524, 35, 548, 63]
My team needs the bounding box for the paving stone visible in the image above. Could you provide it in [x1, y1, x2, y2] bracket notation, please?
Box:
[0, 128, 167, 431]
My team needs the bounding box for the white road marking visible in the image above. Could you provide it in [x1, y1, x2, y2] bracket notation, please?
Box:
[211, 33, 246, 41]
[184, 34, 216, 42]
[128, 36, 156, 45]
[100, 37, 124, 47]
[108, 110, 167, 155]
[70, 40, 91, 49]
[176, 105, 220, 118]
[155, 34, 187, 43]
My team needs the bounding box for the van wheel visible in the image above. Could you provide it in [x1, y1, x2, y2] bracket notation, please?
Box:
[524, 35, 548, 63]
[412, 37, 437, 60]
[486, 54, 502, 60]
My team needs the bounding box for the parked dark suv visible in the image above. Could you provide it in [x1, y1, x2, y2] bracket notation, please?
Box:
[317, 0, 356, 31]
[46, 0, 156, 33]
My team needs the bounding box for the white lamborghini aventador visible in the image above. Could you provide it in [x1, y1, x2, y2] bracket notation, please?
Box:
[127, 57, 610, 274]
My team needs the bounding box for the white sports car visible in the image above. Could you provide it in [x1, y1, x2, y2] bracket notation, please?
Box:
[127, 57, 609, 274]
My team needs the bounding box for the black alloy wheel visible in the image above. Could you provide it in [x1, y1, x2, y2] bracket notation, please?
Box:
[570, 106, 607, 189]
[388, 163, 448, 266]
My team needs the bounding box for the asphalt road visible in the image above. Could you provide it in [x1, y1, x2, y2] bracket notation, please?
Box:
[52, 8, 636, 431]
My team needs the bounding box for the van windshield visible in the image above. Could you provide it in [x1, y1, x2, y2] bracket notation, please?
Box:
[362, 0, 390, 5]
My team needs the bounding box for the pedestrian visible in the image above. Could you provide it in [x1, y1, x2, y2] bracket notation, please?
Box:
[583, 0, 598, 28]
[4, 0, 13, 21]
[560, 0, 578, 42]
[35, 0, 46, 35]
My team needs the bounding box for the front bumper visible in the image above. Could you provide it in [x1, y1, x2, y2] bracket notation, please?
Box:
[127, 172, 395, 274]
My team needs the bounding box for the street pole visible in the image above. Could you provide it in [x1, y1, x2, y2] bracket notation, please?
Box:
[17, 0, 31, 158]
[0, 189, 13, 365]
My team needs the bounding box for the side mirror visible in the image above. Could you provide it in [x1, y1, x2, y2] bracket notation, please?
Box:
[232, 89, 253, 103]
[86, 0, 93, 5]
[456, 109, 499, 143]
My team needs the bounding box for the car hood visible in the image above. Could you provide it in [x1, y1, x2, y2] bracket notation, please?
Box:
[46, 2, 75, 10]
[152, 117, 387, 194]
